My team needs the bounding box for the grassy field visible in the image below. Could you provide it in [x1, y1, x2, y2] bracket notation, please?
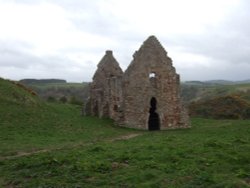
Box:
[0, 103, 137, 158]
[1, 115, 250, 187]
[1, 78, 250, 187]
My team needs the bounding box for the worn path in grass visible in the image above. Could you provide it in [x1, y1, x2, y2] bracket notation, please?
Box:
[0, 133, 143, 160]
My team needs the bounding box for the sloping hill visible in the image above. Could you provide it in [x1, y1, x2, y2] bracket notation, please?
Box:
[0, 78, 41, 106]
[0, 78, 136, 158]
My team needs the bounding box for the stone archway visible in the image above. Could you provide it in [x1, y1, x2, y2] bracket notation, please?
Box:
[148, 97, 160, 130]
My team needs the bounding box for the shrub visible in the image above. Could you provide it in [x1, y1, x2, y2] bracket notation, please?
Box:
[59, 96, 67, 103]
[47, 96, 57, 103]
[189, 95, 250, 119]
[69, 96, 83, 106]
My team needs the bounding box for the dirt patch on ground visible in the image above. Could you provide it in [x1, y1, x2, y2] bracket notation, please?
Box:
[110, 133, 142, 141]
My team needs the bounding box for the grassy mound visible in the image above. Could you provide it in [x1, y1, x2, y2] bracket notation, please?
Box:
[0, 78, 40, 106]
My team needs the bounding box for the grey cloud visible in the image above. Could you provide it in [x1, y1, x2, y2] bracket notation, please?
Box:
[0, 40, 93, 81]
[50, 0, 143, 41]
[0, 48, 66, 69]
[0, 50, 92, 82]
[168, 1, 250, 66]
[0, 49, 37, 68]
[0, 40, 36, 68]
[1, 0, 250, 82]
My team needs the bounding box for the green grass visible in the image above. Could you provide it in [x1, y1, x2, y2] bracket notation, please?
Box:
[0, 103, 136, 157]
[0, 78, 40, 106]
[1, 78, 250, 187]
[0, 78, 137, 157]
[1, 115, 250, 187]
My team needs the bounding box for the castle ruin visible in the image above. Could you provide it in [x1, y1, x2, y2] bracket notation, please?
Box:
[85, 36, 189, 130]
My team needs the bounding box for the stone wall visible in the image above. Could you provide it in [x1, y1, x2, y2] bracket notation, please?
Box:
[86, 50, 123, 120]
[122, 36, 189, 130]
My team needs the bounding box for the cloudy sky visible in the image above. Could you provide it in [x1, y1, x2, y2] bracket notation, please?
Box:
[0, 0, 249, 82]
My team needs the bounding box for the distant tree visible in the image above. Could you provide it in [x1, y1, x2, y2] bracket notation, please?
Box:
[181, 85, 199, 104]
[244, 107, 250, 119]
[47, 96, 56, 102]
[69, 96, 82, 106]
[59, 96, 67, 103]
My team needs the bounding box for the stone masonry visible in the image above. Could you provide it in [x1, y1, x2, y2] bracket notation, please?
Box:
[85, 36, 190, 130]
[85, 50, 123, 121]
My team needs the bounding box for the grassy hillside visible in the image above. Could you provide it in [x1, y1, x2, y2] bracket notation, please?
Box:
[0, 78, 40, 106]
[1, 78, 250, 187]
[0, 78, 135, 157]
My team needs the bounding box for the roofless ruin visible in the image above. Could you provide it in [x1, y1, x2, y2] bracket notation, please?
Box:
[85, 36, 190, 130]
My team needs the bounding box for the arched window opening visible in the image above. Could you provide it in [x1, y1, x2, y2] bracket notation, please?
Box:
[149, 72, 156, 78]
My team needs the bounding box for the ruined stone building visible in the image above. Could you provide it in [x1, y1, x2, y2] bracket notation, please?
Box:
[85, 50, 123, 121]
[85, 36, 189, 130]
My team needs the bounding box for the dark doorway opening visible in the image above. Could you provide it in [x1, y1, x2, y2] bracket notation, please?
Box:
[148, 97, 160, 130]
[93, 100, 99, 116]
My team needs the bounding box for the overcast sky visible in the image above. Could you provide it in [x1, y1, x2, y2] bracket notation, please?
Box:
[0, 0, 249, 82]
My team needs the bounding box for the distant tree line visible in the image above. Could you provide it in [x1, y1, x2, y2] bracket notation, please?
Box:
[20, 79, 67, 85]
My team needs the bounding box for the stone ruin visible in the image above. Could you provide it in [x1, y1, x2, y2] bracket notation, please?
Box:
[85, 36, 190, 130]
[85, 50, 123, 121]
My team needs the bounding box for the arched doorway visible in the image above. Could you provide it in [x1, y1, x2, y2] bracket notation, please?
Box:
[148, 97, 160, 130]
[93, 100, 99, 116]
